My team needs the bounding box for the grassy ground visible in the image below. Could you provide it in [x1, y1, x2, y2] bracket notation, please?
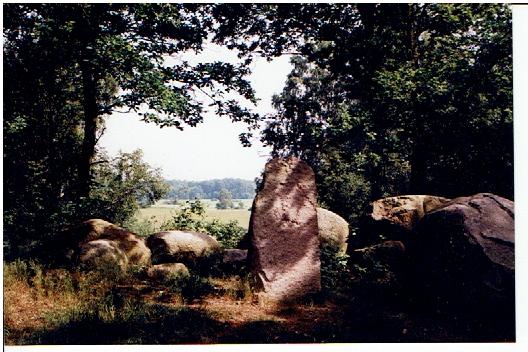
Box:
[136, 199, 252, 229]
[3, 261, 346, 344]
[3, 260, 515, 344]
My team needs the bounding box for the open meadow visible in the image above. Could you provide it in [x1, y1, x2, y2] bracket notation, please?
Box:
[135, 199, 253, 229]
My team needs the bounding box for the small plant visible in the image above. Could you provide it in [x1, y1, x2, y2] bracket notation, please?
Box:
[3, 259, 32, 285]
[29, 260, 45, 292]
[320, 243, 350, 299]
[150, 266, 214, 302]
[122, 216, 158, 237]
[157, 199, 247, 249]
[127, 263, 149, 278]
[179, 274, 214, 302]
[221, 275, 254, 301]
[204, 220, 246, 249]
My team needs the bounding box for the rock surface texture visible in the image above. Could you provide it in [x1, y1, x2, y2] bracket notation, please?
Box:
[317, 207, 349, 255]
[146, 263, 190, 282]
[357, 195, 451, 248]
[66, 219, 151, 267]
[79, 239, 128, 272]
[370, 195, 451, 231]
[221, 249, 248, 273]
[146, 230, 222, 266]
[413, 193, 514, 310]
[248, 157, 321, 304]
[223, 249, 248, 265]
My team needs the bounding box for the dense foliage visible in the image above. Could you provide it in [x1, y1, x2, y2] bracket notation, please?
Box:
[89, 149, 170, 224]
[3, 3, 513, 259]
[3, 4, 256, 258]
[212, 3, 513, 224]
[166, 179, 256, 200]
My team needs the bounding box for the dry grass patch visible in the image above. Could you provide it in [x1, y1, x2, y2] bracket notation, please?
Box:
[3, 263, 89, 344]
[135, 207, 251, 229]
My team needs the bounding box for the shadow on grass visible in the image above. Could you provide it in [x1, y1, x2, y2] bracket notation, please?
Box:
[12, 296, 515, 344]
[219, 320, 310, 343]
[18, 304, 226, 345]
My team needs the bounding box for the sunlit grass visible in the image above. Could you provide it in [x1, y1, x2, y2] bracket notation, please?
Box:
[136, 199, 252, 229]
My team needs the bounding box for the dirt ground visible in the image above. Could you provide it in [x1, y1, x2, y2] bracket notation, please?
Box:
[3, 271, 515, 345]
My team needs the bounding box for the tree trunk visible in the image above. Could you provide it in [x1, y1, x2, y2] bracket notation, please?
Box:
[78, 59, 98, 198]
[75, 5, 100, 198]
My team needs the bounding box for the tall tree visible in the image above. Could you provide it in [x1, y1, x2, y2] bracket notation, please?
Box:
[212, 3, 513, 222]
[89, 149, 170, 224]
[3, 4, 258, 257]
[216, 188, 234, 209]
[4, 3, 258, 197]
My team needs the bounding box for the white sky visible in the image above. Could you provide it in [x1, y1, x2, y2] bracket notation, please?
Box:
[99, 43, 293, 181]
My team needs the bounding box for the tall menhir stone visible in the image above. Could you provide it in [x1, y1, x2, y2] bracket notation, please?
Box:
[248, 157, 321, 304]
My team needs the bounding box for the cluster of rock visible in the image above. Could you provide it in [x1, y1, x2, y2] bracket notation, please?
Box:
[62, 156, 514, 317]
[244, 157, 514, 314]
[62, 219, 223, 282]
[62, 157, 349, 307]
[354, 192, 515, 314]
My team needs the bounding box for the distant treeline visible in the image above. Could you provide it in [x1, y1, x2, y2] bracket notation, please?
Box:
[166, 178, 256, 200]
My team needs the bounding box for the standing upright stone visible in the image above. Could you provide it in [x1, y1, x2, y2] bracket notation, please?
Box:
[248, 157, 321, 304]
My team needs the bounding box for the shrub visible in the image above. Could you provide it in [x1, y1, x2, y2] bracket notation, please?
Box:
[122, 216, 158, 237]
[3, 259, 32, 285]
[319, 243, 350, 299]
[204, 220, 246, 249]
[158, 199, 247, 249]
[221, 275, 253, 301]
[163, 272, 214, 302]
[160, 199, 207, 232]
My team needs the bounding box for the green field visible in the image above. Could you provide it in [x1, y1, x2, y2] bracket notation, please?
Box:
[135, 199, 253, 229]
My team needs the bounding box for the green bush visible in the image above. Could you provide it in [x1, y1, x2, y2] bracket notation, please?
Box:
[159, 199, 207, 232]
[3, 259, 32, 285]
[148, 267, 214, 302]
[319, 244, 350, 298]
[158, 199, 246, 249]
[122, 216, 158, 237]
[204, 220, 246, 249]
[177, 274, 214, 302]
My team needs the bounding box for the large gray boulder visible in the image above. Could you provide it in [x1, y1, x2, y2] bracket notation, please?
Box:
[357, 195, 451, 248]
[146, 230, 222, 266]
[146, 263, 190, 282]
[370, 195, 451, 231]
[317, 207, 349, 255]
[412, 193, 514, 311]
[248, 157, 321, 304]
[65, 219, 151, 268]
[79, 239, 128, 273]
